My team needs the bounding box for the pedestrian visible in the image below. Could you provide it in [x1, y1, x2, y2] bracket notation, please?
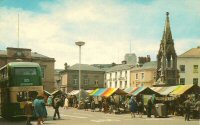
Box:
[103, 99, 109, 113]
[84, 97, 89, 111]
[129, 96, 138, 118]
[147, 97, 153, 118]
[184, 97, 192, 121]
[40, 96, 47, 124]
[64, 97, 69, 109]
[91, 99, 95, 112]
[33, 95, 47, 125]
[195, 98, 200, 118]
[98, 97, 103, 112]
[109, 96, 115, 114]
[73, 96, 78, 108]
[52, 95, 62, 120]
[47, 96, 52, 106]
[24, 97, 33, 125]
[138, 101, 144, 118]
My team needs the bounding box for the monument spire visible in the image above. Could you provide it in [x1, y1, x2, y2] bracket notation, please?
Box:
[163, 12, 173, 44]
[155, 12, 179, 86]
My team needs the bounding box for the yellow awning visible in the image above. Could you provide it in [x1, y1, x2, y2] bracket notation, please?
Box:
[170, 85, 193, 95]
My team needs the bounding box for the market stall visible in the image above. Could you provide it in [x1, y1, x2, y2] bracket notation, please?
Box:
[90, 88, 107, 96]
[101, 88, 127, 97]
[68, 89, 89, 99]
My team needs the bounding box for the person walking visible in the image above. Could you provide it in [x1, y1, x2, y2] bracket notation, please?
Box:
[195, 98, 200, 118]
[47, 96, 52, 106]
[33, 95, 47, 125]
[147, 97, 153, 118]
[24, 98, 33, 125]
[84, 97, 89, 111]
[138, 101, 144, 118]
[91, 99, 95, 112]
[64, 97, 69, 109]
[52, 95, 62, 120]
[109, 96, 115, 114]
[184, 98, 192, 121]
[129, 96, 138, 118]
[103, 99, 109, 113]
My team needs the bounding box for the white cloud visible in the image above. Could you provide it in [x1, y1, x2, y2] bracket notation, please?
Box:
[0, 0, 199, 69]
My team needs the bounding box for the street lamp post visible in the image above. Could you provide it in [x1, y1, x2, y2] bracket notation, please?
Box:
[75, 41, 85, 104]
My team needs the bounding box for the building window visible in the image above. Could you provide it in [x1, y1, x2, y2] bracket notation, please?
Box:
[180, 78, 185, 85]
[84, 79, 88, 85]
[74, 79, 77, 84]
[125, 71, 127, 77]
[125, 81, 127, 88]
[41, 67, 45, 78]
[193, 65, 198, 73]
[120, 71, 122, 77]
[110, 73, 112, 78]
[115, 81, 117, 88]
[110, 82, 112, 88]
[115, 72, 117, 78]
[136, 73, 138, 80]
[120, 81, 122, 88]
[95, 80, 98, 85]
[179, 65, 185, 73]
[106, 83, 109, 88]
[193, 78, 198, 85]
[141, 73, 144, 79]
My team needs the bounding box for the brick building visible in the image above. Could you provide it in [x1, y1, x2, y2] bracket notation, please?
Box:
[0, 47, 55, 92]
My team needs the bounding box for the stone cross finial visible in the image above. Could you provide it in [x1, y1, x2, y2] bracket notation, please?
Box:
[166, 12, 169, 16]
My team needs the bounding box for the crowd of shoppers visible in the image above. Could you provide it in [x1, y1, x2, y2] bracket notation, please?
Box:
[23, 92, 200, 125]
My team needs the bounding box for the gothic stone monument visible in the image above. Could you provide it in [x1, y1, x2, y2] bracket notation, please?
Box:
[155, 12, 179, 86]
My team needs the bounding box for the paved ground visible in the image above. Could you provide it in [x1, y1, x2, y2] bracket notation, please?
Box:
[0, 107, 199, 125]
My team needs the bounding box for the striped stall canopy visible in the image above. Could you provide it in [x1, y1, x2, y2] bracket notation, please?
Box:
[124, 87, 135, 94]
[132, 87, 147, 96]
[89, 88, 99, 96]
[68, 90, 80, 95]
[101, 88, 127, 97]
[160, 86, 178, 95]
[90, 88, 107, 96]
[150, 86, 179, 96]
[85, 90, 94, 94]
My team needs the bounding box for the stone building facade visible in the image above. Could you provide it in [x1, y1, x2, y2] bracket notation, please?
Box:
[0, 47, 55, 92]
[105, 64, 132, 89]
[130, 61, 157, 87]
[178, 46, 200, 86]
[155, 12, 179, 86]
[60, 64, 105, 92]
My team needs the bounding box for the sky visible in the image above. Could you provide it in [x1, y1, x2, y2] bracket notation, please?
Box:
[0, 0, 200, 69]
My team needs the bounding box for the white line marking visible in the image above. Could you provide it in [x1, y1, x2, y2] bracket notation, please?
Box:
[145, 118, 174, 120]
[90, 119, 120, 122]
[61, 114, 88, 119]
[73, 113, 94, 116]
